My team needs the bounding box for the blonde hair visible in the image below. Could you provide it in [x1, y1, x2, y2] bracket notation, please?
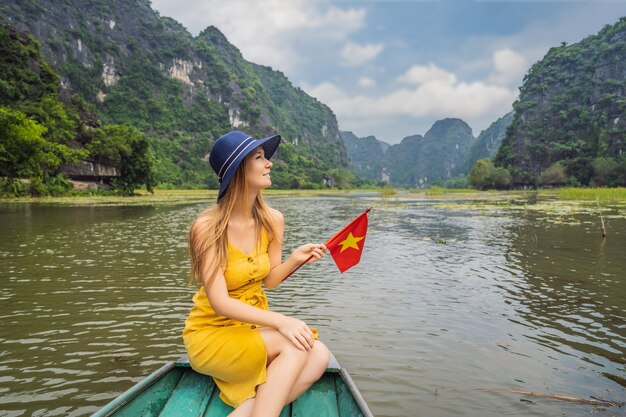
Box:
[189, 156, 278, 287]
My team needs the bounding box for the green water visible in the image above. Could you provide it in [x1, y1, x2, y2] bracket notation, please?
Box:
[0, 196, 624, 417]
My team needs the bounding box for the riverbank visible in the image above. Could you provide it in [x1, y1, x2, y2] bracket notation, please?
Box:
[407, 186, 626, 202]
[1, 187, 625, 207]
[0, 188, 372, 206]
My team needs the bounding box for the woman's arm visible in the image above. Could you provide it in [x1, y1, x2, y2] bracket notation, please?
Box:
[203, 264, 314, 350]
[263, 209, 326, 289]
[204, 270, 282, 327]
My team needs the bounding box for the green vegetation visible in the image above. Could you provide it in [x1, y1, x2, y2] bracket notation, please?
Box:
[557, 187, 626, 202]
[466, 111, 513, 171]
[378, 186, 397, 198]
[496, 17, 626, 187]
[591, 156, 626, 186]
[424, 186, 476, 195]
[0, 188, 383, 206]
[87, 125, 157, 195]
[0, 21, 85, 196]
[0, 107, 84, 196]
[537, 162, 567, 187]
[382, 119, 474, 188]
[4, 187, 626, 210]
[0, 18, 155, 196]
[439, 176, 469, 189]
[468, 159, 512, 190]
[1, 1, 352, 195]
[340, 131, 386, 182]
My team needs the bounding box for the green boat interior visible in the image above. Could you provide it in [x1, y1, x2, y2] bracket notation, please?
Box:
[91, 355, 372, 417]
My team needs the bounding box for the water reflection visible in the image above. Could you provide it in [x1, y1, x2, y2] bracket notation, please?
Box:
[502, 214, 626, 389]
[0, 204, 195, 417]
[0, 198, 624, 417]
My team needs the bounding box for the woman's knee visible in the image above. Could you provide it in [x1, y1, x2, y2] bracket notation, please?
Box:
[309, 341, 331, 374]
[293, 341, 330, 388]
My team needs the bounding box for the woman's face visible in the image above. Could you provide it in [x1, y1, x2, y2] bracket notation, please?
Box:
[244, 146, 273, 191]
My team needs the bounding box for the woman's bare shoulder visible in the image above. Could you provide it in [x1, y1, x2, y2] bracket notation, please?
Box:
[268, 207, 284, 224]
[191, 210, 216, 231]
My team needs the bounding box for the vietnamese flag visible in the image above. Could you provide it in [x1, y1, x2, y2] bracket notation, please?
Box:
[325, 208, 369, 273]
[281, 208, 370, 281]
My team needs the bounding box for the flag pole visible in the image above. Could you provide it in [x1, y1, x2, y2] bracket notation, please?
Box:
[280, 208, 371, 282]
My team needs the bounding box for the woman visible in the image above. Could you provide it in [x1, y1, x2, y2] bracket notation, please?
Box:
[184, 130, 330, 417]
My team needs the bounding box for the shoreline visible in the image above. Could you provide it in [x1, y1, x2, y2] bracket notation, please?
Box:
[1, 187, 625, 207]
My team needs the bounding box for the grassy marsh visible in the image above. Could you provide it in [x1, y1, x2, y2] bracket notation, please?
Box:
[1, 188, 625, 214]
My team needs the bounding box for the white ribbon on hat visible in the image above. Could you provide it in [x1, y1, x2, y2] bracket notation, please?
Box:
[218, 136, 255, 180]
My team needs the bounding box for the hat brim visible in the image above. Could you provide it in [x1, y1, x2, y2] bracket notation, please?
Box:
[218, 134, 281, 200]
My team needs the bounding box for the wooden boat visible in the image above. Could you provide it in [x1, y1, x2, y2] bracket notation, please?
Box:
[91, 353, 373, 417]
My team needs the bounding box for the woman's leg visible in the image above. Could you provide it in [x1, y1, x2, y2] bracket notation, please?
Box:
[251, 328, 309, 417]
[284, 340, 330, 403]
[227, 398, 254, 417]
[228, 331, 330, 417]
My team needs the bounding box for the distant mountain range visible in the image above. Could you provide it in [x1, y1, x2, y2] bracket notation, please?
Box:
[341, 114, 513, 187]
[341, 131, 388, 182]
[345, 19, 626, 189]
[343, 18, 626, 189]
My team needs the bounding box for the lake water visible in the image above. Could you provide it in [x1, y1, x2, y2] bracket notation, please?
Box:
[0, 196, 624, 417]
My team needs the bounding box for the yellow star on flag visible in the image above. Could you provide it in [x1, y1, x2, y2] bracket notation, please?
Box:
[338, 232, 364, 253]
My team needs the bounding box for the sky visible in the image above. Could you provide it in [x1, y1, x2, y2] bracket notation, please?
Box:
[150, 0, 626, 144]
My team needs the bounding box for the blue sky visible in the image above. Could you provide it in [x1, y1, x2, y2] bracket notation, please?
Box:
[150, 0, 626, 144]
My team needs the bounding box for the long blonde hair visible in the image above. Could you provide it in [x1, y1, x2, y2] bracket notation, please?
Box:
[188, 157, 278, 287]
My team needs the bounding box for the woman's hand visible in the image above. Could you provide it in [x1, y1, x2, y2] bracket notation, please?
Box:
[277, 315, 315, 351]
[290, 243, 327, 265]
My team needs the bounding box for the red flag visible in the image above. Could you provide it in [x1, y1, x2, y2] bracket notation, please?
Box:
[325, 209, 369, 273]
[280, 208, 370, 281]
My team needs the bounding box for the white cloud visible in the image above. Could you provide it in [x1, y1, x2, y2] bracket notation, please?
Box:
[340, 42, 384, 66]
[489, 49, 527, 86]
[464, 6, 624, 88]
[397, 63, 457, 85]
[307, 80, 514, 120]
[304, 59, 516, 141]
[358, 77, 376, 88]
[151, 0, 366, 72]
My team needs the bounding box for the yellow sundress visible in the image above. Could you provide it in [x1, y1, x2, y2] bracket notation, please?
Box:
[183, 228, 277, 408]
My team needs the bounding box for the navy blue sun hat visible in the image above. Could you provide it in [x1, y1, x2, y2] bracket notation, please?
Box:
[209, 130, 281, 200]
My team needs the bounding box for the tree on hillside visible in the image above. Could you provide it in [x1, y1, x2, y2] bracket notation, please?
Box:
[0, 107, 47, 181]
[469, 158, 512, 190]
[87, 125, 156, 195]
[0, 107, 84, 195]
[469, 159, 493, 190]
[537, 162, 568, 187]
[592, 157, 625, 186]
[491, 167, 513, 189]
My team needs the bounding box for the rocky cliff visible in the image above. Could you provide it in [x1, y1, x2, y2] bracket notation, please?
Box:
[467, 111, 514, 171]
[342, 118, 475, 188]
[1, 0, 348, 187]
[495, 17, 626, 185]
[340, 131, 387, 182]
[381, 119, 474, 187]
